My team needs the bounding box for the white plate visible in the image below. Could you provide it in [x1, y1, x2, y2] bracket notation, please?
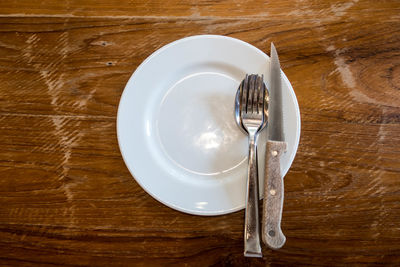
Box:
[117, 35, 300, 216]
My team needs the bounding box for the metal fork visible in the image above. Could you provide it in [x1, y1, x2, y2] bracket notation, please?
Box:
[238, 74, 266, 257]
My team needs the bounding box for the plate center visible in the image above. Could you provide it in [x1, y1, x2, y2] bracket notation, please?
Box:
[157, 72, 247, 176]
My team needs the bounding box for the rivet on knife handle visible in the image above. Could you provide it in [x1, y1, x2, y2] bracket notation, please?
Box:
[262, 140, 287, 249]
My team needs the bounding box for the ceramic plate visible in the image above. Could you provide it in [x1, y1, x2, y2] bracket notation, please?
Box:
[117, 35, 300, 216]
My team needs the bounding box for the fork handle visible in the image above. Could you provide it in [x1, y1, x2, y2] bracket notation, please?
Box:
[244, 133, 262, 257]
[262, 140, 287, 249]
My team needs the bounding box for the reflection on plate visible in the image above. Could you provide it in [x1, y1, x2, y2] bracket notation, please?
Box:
[117, 35, 300, 216]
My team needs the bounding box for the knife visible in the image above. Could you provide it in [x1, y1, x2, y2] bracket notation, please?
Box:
[262, 43, 287, 249]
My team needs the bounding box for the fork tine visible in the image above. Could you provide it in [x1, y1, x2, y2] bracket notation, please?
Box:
[257, 75, 264, 114]
[248, 75, 255, 113]
[252, 75, 258, 114]
[255, 75, 261, 114]
[253, 75, 259, 114]
[239, 78, 244, 114]
[241, 74, 248, 114]
[255, 75, 260, 114]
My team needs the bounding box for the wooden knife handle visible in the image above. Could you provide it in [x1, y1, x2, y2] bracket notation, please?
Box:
[262, 140, 287, 249]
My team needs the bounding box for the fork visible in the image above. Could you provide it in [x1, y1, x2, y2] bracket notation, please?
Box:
[239, 74, 266, 257]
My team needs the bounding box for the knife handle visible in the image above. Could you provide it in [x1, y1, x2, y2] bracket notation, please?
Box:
[262, 140, 287, 249]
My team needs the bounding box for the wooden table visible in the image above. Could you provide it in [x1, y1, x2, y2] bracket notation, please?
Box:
[1, 1, 400, 265]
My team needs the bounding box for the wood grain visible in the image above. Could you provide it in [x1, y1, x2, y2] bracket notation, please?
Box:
[0, 0, 399, 19]
[1, 0, 400, 265]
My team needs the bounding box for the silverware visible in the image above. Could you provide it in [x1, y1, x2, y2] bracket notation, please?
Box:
[262, 43, 287, 250]
[235, 79, 268, 135]
[235, 74, 267, 257]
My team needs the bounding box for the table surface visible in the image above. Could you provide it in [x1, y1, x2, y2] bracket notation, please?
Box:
[1, 1, 400, 266]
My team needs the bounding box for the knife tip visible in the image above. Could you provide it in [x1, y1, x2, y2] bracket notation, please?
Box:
[270, 42, 279, 65]
[270, 42, 277, 57]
